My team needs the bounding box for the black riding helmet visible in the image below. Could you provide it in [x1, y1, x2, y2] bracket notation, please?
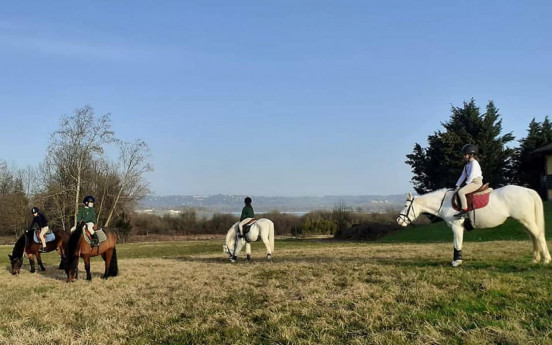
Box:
[31, 207, 39, 214]
[83, 195, 96, 205]
[462, 144, 478, 155]
[244, 197, 252, 205]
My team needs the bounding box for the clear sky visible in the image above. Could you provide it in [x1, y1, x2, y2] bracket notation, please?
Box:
[1, 1, 551, 196]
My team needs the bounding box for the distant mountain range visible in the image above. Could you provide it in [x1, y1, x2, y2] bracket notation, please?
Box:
[138, 194, 406, 213]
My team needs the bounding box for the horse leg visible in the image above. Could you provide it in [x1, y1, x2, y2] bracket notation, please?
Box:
[84, 256, 92, 281]
[519, 219, 543, 263]
[245, 243, 251, 261]
[451, 224, 464, 267]
[102, 250, 113, 279]
[539, 233, 551, 264]
[36, 252, 46, 271]
[262, 236, 272, 260]
[28, 253, 36, 273]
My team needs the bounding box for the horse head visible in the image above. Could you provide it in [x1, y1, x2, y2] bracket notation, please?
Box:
[64, 224, 84, 282]
[397, 193, 418, 227]
[8, 254, 23, 275]
[224, 223, 245, 262]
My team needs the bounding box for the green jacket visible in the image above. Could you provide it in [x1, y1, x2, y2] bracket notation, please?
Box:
[77, 206, 96, 224]
[240, 205, 254, 221]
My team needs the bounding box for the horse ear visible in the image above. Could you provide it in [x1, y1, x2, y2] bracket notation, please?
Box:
[407, 193, 413, 201]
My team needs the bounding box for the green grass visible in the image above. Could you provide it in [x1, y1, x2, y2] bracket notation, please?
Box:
[380, 201, 552, 243]
[0, 237, 551, 344]
[0, 202, 551, 344]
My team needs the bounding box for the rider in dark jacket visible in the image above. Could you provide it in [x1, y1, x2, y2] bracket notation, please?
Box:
[29, 207, 49, 252]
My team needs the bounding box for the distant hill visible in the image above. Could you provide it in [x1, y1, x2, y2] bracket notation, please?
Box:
[138, 194, 406, 213]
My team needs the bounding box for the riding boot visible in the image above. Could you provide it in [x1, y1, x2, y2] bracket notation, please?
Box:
[91, 233, 99, 247]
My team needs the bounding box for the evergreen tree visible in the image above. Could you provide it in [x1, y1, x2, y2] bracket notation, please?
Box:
[406, 99, 515, 194]
[513, 116, 552, 196]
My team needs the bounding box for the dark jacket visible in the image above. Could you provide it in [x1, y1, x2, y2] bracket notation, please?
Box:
[240, 205, 254, 221]
[30, 212, 48, 229]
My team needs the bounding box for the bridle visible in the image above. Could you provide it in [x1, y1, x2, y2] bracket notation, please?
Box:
[398, 198, 417, 225]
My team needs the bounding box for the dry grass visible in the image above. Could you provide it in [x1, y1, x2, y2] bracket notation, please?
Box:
[0, 239, 551, 344]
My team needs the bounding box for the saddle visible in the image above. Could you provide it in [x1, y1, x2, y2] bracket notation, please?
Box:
[32, 229, 55, 244]
[242, 219, 257, 236]
[83, 229, 108, 246]
[453, 183, 493, 211]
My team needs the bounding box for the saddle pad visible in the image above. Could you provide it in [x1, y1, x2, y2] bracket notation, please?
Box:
[33, 231, 55, 244]
[453, 190, 492, 211]
[83, 229, 107, 245]
[472, 192, 491, 209]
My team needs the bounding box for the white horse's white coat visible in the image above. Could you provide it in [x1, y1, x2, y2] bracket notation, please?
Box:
[224, 218, 274, 262]
[397, 185, 551, 266]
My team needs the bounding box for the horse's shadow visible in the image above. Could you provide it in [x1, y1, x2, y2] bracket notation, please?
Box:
[5, 264, 68, 281]
[170, 254, 552, 274]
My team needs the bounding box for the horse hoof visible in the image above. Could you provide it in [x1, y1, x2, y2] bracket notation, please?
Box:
[267, 254, 272, 260]
[246, 254, 251, 261]
[30, 270, 35, 274]
[451, 260, 463, 267]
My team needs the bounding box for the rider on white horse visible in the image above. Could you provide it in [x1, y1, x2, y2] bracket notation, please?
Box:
[454, 144, 483, 218]
[237, 197, 255, 238]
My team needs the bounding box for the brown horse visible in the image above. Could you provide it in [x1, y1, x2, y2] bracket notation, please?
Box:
[9, 229, 69, 275]
[63, 223, 118, 282]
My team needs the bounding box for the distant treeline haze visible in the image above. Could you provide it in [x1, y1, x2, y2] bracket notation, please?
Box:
[130, 204, 409, 241]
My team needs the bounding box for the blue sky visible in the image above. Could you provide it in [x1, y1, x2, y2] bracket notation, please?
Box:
[1, 1, 550, 196]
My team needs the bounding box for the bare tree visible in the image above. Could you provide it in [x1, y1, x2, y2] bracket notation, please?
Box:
[104, 139, 152, 227]
[47, 106, 116, 225]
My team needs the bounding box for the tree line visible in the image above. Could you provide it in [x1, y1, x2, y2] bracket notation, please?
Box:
[0, 106, 152, 238]
[406, 99, 552, 197]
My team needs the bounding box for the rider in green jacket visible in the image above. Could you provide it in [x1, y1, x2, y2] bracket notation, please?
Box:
[237, 197, 255, 237]
[77, 195, 99, 247]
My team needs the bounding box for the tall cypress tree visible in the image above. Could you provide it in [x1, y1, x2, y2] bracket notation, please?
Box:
[406, 99, 515, 194]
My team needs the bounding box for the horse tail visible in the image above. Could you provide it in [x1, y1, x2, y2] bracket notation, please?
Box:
[269, 220, 275, 253]
[531, 189, 546, 237]
[109, 248, 119, 277]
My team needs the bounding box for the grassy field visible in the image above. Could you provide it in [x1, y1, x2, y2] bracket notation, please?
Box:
[0, 232, 551, 345]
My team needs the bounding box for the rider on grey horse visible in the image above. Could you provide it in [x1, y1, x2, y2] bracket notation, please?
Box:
[237, 197, 255, 238]
[454, 144, 483, 218]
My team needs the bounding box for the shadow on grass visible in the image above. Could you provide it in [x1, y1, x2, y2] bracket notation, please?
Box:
[169, 253, 552, 275]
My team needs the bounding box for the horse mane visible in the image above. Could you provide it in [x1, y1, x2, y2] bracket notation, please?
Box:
[12, 233, 27, 258]
[65, 225, 84, 267]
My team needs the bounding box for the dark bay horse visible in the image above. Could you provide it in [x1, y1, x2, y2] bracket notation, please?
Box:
[63, 224, 118, 282]
[9, 229, 69, 275]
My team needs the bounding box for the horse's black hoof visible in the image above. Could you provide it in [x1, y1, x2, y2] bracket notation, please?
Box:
[30, 270, 35, 273]
[246, 254, 251, 261]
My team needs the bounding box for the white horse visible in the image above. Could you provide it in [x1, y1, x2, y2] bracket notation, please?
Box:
[397, 185, 551, 267]
[223, 218, 274, 263]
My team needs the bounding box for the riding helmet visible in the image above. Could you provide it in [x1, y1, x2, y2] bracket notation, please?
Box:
[461, 144, 478, 155]
[31, 207, 39, 214]
[244, 197, 252, 204]
[83, 195, 96, 204]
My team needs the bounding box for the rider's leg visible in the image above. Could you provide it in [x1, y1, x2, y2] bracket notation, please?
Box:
[86, 222, 99, 246]
[39, 226, 49, 252]
[455, 180, 482, 217]
[237, 218, 252, 237]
